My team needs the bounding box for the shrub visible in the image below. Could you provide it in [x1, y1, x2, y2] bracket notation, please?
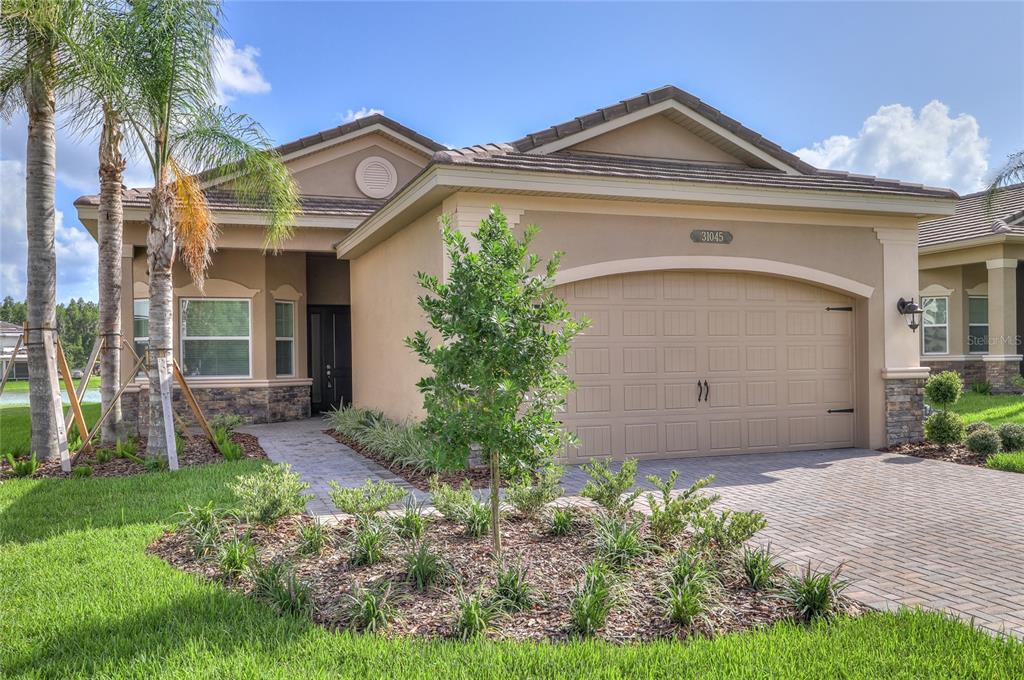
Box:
[592, 512, 647, 570]
[251, 560, 312, 617]
[505, 465, 564, 518]
[986, 452, 1024, 473]
[427, 476, 476, 521]
[212, 426, 243, 461]
[176, 502, 228, 557]
[393, 500, 429, 540]
[663, 553, 717, 628]
[329, 407, 446, 472]
[969, 381, 993, 395]
[645, 471, 718, 546]
[454, 590, 499, 640]
[924, 411, 966, 447]
[328, 479, 408, 516]
[966, 421, 994, 435]
[175, 431, 187, 458]
[114, 438, 137, 459]
[462, 499, 492, 538]
[1012, 374, 1024, 391]
[349, 517, 390, 566]
[667, 547, 717, 590]
[691, 509, 767, 557]
[965, 428, 1001, 457]
[403, 542, 445, 590]
[71, 465, 93, 478]
[547, 507, 575, 536]
[209, 414, 246, 431]
[924, 371, 963, 410]
[343, 583, 396, 633]
[297, 522, 328, 557]
[4, 452, 38, 478]
[580, 458, 642, 516]
[493, 562, 534, 612]
[569, 561, 615, 638]
[739, 544, 782, 591]
[218, 534, 257, 579]
[783, 562, 849, 621]
[144, 456, 168, 472]
[997, 423, 1024, 452]
[230, 464, 312, 524]
[95, 448, 114, 464]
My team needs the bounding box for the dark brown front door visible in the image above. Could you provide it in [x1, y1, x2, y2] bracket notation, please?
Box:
[308, 305, 352, 413]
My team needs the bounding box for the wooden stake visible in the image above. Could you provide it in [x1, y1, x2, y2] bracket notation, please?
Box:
[71, 350, 147, 467]
[56, 337, 90, 451]
[65, 336, 101, 436]
[173, 360, 216, 447]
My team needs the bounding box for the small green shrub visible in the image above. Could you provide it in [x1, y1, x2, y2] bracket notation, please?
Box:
[427, 476, 476, 521]
[343, 583, 396, 633]
[645, 471, 718, 546]
[218, 534, 257, 578]
[966, 421, 994, 435]
[175, 431, 187, 458]
[71, 465, 93, 478]
[403, 542, 446, 590]
[505, 465, 564, 517]
[493, 562, 534, 612]
[328, 479, 408, 516]
[965, 428, 1001, 457]
[924, 371, 963, 409]
[592, 512, 647, 570]
[454, 590, 499, 640]
[969, 381, 993, 395]
[997, 423, 1024, 452]
[663, 553, 717, 628]
[924, 411, 966, 447]
[1012, 374, 1024, 391]
[329, 407, 446, 472]
[986, 452, 1024, 473]
[569, 561, 615, 638]
[349, 517, 390, 566]
[95, 448, 114, 464]
[144, 456, 168, 472]
[547, 507, 576, 536]
[230, 464, 312, 524]
[4, 452, 38, 478]
[251, 560, 312, 617]
[580, 458, 641, 516]
[462, 499, 491, 538]
[692, 509, 767, 557]
[297, 521, 329, 557]
[212, 426, 244, 461]
[784, 562, 850, 621]
[114, 438, 137, 458]
[667, 547, 716, 589]
[176, 502, 229, 558]
[739, 544, 782, 591]
[393, 500, 429, 540]
[208, 414, 245, 431]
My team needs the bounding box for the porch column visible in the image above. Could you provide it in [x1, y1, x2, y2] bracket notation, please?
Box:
[984, 258, 1021, 391]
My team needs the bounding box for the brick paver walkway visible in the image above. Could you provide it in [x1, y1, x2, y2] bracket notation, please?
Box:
[242, 419, 1024, 638]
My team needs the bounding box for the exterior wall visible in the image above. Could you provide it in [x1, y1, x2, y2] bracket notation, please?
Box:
[568, 114, 745, 165]
[349, 208, 443, 420]
[289, 135, 427, 198]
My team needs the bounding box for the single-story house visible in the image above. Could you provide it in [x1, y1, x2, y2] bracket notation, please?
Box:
[918, 183, 1023, 391]
[76, 86, 958, 460]
[0, 320, 29, 380]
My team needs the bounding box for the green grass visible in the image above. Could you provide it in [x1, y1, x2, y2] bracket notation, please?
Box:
[1, 464, 1022, 678]
[0, 403, 102, 455]
[1, 375, 101, 393]
[986, 452, 1024, 474]
[951, 393, 1024, 426]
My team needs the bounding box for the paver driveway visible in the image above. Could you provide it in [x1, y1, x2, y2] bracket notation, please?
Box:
[244, 418, 1024, 638]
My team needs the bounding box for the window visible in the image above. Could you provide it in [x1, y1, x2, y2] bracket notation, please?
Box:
[275, 301, 294, 376]
[968, 296, 989, 354]
[180, 298, 251, 377]
[133, 299, 149, 358]
[921, 297, 948, 355]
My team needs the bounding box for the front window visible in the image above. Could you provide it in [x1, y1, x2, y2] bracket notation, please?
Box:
[921, 296, 948, 355]
[180, 298, 251, 377]
[275, 301, 294, 376]
[133, 299, 149, 359]
[967, 296, 989, 354]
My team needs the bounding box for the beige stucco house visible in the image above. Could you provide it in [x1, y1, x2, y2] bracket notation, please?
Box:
[918, 184, 1024, 391]
[76, 86, 958, 459]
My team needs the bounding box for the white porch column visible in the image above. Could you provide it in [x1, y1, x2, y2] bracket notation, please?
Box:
[984, 258, 1021, 390]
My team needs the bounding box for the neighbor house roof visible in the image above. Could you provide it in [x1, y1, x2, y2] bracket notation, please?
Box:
[74, 188, 385, 218]
[0, 320, 22, 334]
[919, 183, 1024, 248]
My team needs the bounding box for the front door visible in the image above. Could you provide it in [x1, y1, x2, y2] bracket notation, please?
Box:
[308, 305, 352, 413]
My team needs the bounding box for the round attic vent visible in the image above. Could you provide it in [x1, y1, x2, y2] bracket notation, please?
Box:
[355, 156, 398, 198]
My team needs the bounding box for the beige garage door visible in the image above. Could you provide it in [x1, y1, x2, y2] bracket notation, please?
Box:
[558, 270, 855, 461]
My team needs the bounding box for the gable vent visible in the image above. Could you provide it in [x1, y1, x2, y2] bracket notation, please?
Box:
[355, 156, 398, 198]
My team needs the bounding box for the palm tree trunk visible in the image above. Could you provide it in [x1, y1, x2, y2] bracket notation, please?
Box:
[97, 106, 125, 445]
[24, 28, 60, 460]
[146, 183, 175, 459]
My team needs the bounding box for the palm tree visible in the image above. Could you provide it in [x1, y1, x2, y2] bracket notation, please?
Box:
[0, 0, 83, 460]
[988, 151, 1024, 199]
[110, 0, 298, 460]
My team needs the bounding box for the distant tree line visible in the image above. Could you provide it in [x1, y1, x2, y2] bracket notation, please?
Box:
[0, 296, 98, 370]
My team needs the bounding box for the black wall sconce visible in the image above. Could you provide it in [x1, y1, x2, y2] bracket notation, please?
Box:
[897, 297, 924, 332]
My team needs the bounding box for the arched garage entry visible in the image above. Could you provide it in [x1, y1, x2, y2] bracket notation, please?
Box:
[554, 259, 871, 462]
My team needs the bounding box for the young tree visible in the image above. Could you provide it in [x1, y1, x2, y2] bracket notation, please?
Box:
[406, 207, 587, 562]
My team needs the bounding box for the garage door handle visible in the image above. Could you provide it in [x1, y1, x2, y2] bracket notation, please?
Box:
[827, 408, 854, 414]
[697, 380, 704, 402]
[703, 380, 710, 402]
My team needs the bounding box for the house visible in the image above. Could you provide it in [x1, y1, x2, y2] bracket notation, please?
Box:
[918, 184, 1024, 391]
[0, 320, 28, 380]
[75, 86, 957, 459]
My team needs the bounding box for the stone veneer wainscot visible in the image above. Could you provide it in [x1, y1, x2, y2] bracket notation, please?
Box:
[884, 377, 926, 446]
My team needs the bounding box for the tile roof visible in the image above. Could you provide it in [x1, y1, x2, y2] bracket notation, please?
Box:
[272, 113, 446, 157]
[0, 320, 22, 334]
[74, 188, 384, 218]
[434, 146, 957, 199]
[919, 183, 1024, 248]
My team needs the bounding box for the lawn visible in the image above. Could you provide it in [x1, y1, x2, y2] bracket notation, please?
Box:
[951, 393, 1024, 426]
[1, 464, 1022, 678]
[0, 403, 102, 454]
[1, 375, 101, 393]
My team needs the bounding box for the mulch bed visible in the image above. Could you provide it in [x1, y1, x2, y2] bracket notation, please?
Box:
[0, 431, 267, 480]
[881, 442, 989, 467]
[325, 429, 491, 491]
[149, 508, 862, 643]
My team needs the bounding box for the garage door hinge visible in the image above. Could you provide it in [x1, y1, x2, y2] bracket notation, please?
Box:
[825, 306, 853, 312]
[827, 408, 855, 414]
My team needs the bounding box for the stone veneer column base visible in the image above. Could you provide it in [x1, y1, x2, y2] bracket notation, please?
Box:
[884, 377, 927, 446]
[117, 382, 311, 439]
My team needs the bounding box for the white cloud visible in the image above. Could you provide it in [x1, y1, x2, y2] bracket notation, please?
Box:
[796, 101, 990, 194]
[341, 107, 384, 123]
[213, 36, 271, 104]
[0, 160, 97, 302]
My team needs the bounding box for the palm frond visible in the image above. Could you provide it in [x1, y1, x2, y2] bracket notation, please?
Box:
[169, 158, 217, 289]
[985, 151, 1024, 213]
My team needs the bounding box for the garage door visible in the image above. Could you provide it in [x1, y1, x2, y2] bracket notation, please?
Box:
[558, 270, 855, 461]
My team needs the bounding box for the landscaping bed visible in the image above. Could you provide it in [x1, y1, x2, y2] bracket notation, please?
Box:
[882, 442, 989, 467]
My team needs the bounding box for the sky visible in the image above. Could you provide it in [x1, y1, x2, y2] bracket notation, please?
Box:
[1, 1, 1021, 303]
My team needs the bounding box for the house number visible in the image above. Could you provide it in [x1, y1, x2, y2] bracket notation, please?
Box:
[690, 229, 733, 244]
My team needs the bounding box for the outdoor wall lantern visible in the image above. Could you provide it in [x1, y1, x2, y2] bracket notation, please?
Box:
[897, 297, 924, 332]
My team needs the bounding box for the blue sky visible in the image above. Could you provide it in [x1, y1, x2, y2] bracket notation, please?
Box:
[1, 1, 1021, 302]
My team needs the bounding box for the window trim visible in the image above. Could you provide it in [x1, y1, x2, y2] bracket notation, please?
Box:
[967, 295, 989, 355]
[179, 297, 253, 379]
[133, 298, 150, 359]
[274, 300, 295, 377]
[921, 296, 949, 356]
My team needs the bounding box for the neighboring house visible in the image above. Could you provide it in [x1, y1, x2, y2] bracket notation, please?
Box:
[918, 184, 1024, 392]
[76, 86, 957, 458]
[0, 320, 28, 381]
